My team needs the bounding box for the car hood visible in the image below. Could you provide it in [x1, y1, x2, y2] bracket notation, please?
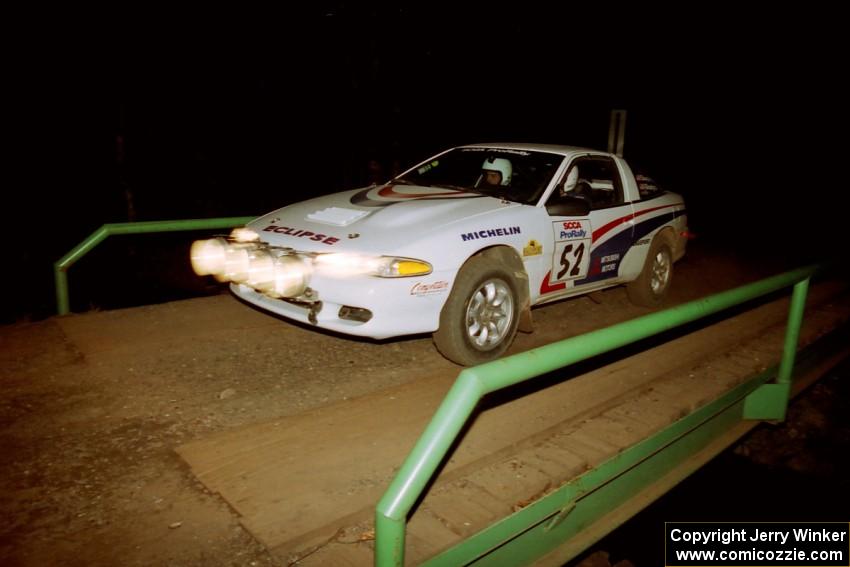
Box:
[247, 184, 520, 254]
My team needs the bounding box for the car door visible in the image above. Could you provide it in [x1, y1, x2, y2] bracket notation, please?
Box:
[540, 155, 635, 297]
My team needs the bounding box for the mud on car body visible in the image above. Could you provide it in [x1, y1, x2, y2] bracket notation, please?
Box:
[191, 143, 688, 365]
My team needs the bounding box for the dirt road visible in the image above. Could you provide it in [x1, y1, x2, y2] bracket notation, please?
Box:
[0, 243, 846, 566]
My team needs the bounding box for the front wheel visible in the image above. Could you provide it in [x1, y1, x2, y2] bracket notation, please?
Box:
[626, 237, 673, 307]
[433, 255, 520, 366]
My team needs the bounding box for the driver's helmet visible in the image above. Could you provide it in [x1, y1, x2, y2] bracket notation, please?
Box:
[481, 156, 512, 186]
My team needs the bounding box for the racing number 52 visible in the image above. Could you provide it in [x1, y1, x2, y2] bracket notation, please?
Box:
[557, 241, 585, 279]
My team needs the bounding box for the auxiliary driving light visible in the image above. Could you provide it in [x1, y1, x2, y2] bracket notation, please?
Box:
[219, 244, 252, 283]
[190, 238, 228, 276]
[191, 236, 313, 298]
[231, 227, 260, 242]
[270, 255, 311, 298]
[245, 249, 276, 293]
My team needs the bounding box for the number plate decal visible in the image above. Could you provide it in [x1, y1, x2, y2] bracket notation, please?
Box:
[550, 220, 592, 283]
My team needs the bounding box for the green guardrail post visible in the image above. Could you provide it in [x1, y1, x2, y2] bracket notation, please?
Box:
[375, 370, 487, 567]
[54, 225, 110, 316]
[53, 217, 253, 315]
[744, 276, 811, 420]
[778, 277, 811, 384]
[55, 268, 70, 318]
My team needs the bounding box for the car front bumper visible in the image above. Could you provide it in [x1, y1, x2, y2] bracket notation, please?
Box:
[229, 270, 455, 339]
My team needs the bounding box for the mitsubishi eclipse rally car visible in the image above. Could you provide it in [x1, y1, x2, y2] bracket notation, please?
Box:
[190, 143, 688, 365]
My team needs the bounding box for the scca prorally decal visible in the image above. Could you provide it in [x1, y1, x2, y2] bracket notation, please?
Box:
[460, 226, 521, 242]
[262, 225, 340, 245]
[350, 184, 485, 208]
[558, 220, 590, 240]
[410, 281, 449, 296]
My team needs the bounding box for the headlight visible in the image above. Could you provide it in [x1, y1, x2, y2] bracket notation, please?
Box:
[313, 254, 431, 278]
[371, 257, 432, 277]
[312, 253, 377, 276]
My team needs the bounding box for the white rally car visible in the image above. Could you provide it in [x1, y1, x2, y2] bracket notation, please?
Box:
[191, 143, 688, 365]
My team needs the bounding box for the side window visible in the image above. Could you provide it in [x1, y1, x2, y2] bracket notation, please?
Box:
[635, 173, 664, 200]
[583, 158, 624, 209]
[548, 157, 625, 210]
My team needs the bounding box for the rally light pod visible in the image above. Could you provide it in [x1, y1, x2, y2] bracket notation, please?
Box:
[270, 255, 312, 298]
[190, 238, 228, 277]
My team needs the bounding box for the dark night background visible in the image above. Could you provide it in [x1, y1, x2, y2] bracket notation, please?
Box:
[2, 6, 849, 565]
[5, 4, 847, 319]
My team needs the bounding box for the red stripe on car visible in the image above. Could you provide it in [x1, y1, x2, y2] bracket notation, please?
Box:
[377, 185, 468, 199]
[592, 204, 679, 242]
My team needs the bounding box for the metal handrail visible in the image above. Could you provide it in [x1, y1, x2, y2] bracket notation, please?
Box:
[53, 217, 253, 315]
[374, 264, 817, 566]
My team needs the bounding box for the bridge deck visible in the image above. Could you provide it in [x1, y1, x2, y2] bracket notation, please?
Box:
[175, 281, 850, 565]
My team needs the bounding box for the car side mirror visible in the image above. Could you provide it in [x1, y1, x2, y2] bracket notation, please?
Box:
[546, 196, 590, 217]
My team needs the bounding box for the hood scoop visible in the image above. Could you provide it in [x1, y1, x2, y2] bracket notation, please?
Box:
[306, 206, 370, 226]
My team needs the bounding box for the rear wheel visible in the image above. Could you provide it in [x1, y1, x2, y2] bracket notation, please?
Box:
[626, 237, 673, 307]
[433, 255, 520, 366]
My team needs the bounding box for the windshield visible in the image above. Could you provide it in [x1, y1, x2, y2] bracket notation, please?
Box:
[396, 147, 564, 205]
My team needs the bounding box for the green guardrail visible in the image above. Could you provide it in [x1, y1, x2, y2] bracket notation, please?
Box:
[375, 265, 819, 566]
[54, 217, 254, 316]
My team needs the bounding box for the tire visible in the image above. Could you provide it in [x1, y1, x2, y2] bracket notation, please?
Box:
[626, 237, 673, 307]
[433, 255, 521, 366]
